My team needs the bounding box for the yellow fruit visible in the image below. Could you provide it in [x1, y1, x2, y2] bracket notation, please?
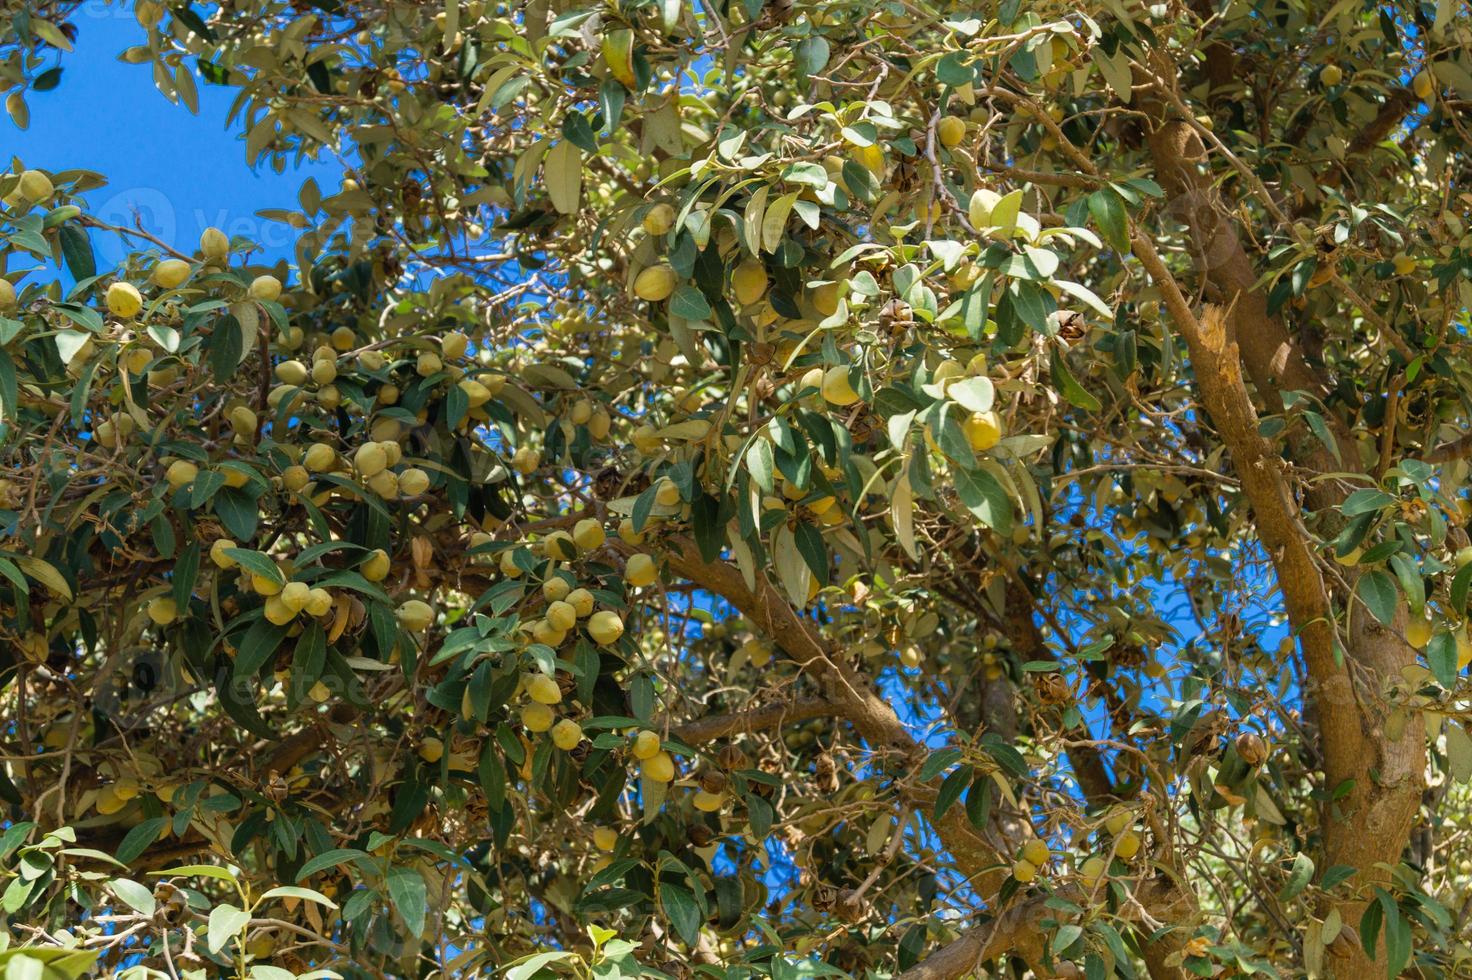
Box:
[512, 446, 541, 474]
[398, 468, 430, 497]
[1334, 547, 1361, 567]
[95, 786, 126, 815]
[331, 326, 356, 350]
[147, 596, 178, 625]
[963, 410, 1003, 451]
[1406, 617, 1432, 649]
[249, 275, 282, 302]
[593, 827, 618, 851]
[499, 550, 523, 578]
[546, 600, 577, 632]
[279, 462, 309, 488]
[618, 518, 645, 545]
[654, 477, 681, 507]
[165, 460, 198, 489]
[458, 379, 492, 407]
[1104, 808, 1130, 836]
[821, 365, 860, 406]
[551, 718, 583, 750]
[632, 729, 661, 760]
[544, 531, 577, 561]
[1079, 856, 1107, 887]
[210, 538, 238, 569]
[588, 408, 612, 439]
[526, 672, 563, 705]
[742, 638, 772, 668]
[396, 599, 434, 632]
[521, 702, 555, 732]
[937, 115, 966, 147]
[1320, 64, 1343, 87]
[311, 359, 338, 385]
[304, 588, 333, 617]
[642, 203, 675, 236]
[625, 553, 657, 588]
[355, 442, 389, 478]
[641, 750, 675, 782]
[692, 789, 724, 812]
[152, 259, 191, 288]
[362, 549, 391, 582]
[106, 282, 143, 318]
[1012, 859, 1037, 883]
[416, 352, 442, 377]
[303, 443, 336, 472]
[418, 737, 444, 763]
[634, 265, 677, 302]
[441, 331, 469, 359]
[588, 610, 625, 646]
[732, 259, 768, 306]
[0, 278, 14, 310]
[566, 588, 594, 618]
[532, 619, 566, 647]
[1413, 70, 1434, 101]
[1116, 830, 1142, 859]
[275, 360, 309, 386]
[1457, 629, 1472, 671]
[542, 577, 571, 602]
[200, 226, 230, 261]
[228, 405, 258, 433]
[1392, 254, 1416, 276]
[264, 595, 296, 625]
[280, 581, 311, 613]
[573, 518, 606, 551]
[1021, 839, 1050, 866]
[17, 169, 53, 203]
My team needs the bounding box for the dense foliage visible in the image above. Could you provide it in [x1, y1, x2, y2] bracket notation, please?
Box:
[1, 0, 1471, 976]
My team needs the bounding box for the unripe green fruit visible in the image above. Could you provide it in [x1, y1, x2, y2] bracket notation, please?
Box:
[396, 599, 434, 631]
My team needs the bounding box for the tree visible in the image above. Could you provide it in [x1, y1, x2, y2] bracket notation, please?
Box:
[0, 0, 1470, 975]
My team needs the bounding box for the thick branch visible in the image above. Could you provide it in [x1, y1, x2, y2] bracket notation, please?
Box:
[671, 697, 839, 744]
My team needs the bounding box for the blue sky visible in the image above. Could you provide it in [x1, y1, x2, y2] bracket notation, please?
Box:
[5, 8, 337, 267]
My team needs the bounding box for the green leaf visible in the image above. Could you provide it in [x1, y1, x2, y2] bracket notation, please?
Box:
[919, 746, 963, 781]
[1278, 852, 1314, 902]
[1355, 570, 1398, 626]
[670, 284, 712, 320]
[234, 619, 289, 679]
[115, 818, 168, 865]
[110, 878, 156, 916]
[259, 885, 338, 909]
[955, 466, 1012, 533]
[386, 865, 427, 935]
[150, 864, 240, 883]
[58, 224, 95, 281]
[794, 36, 829, 79]
[1050, 349, 1102, 411]
[1088, 188, 1129, 252]
[1427, 631, 1458, 690]
[207, 903, 251, 954]
[660, 881, 702, 946]
[295, 848, 370, 882]
[934, 764, 972, 820]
